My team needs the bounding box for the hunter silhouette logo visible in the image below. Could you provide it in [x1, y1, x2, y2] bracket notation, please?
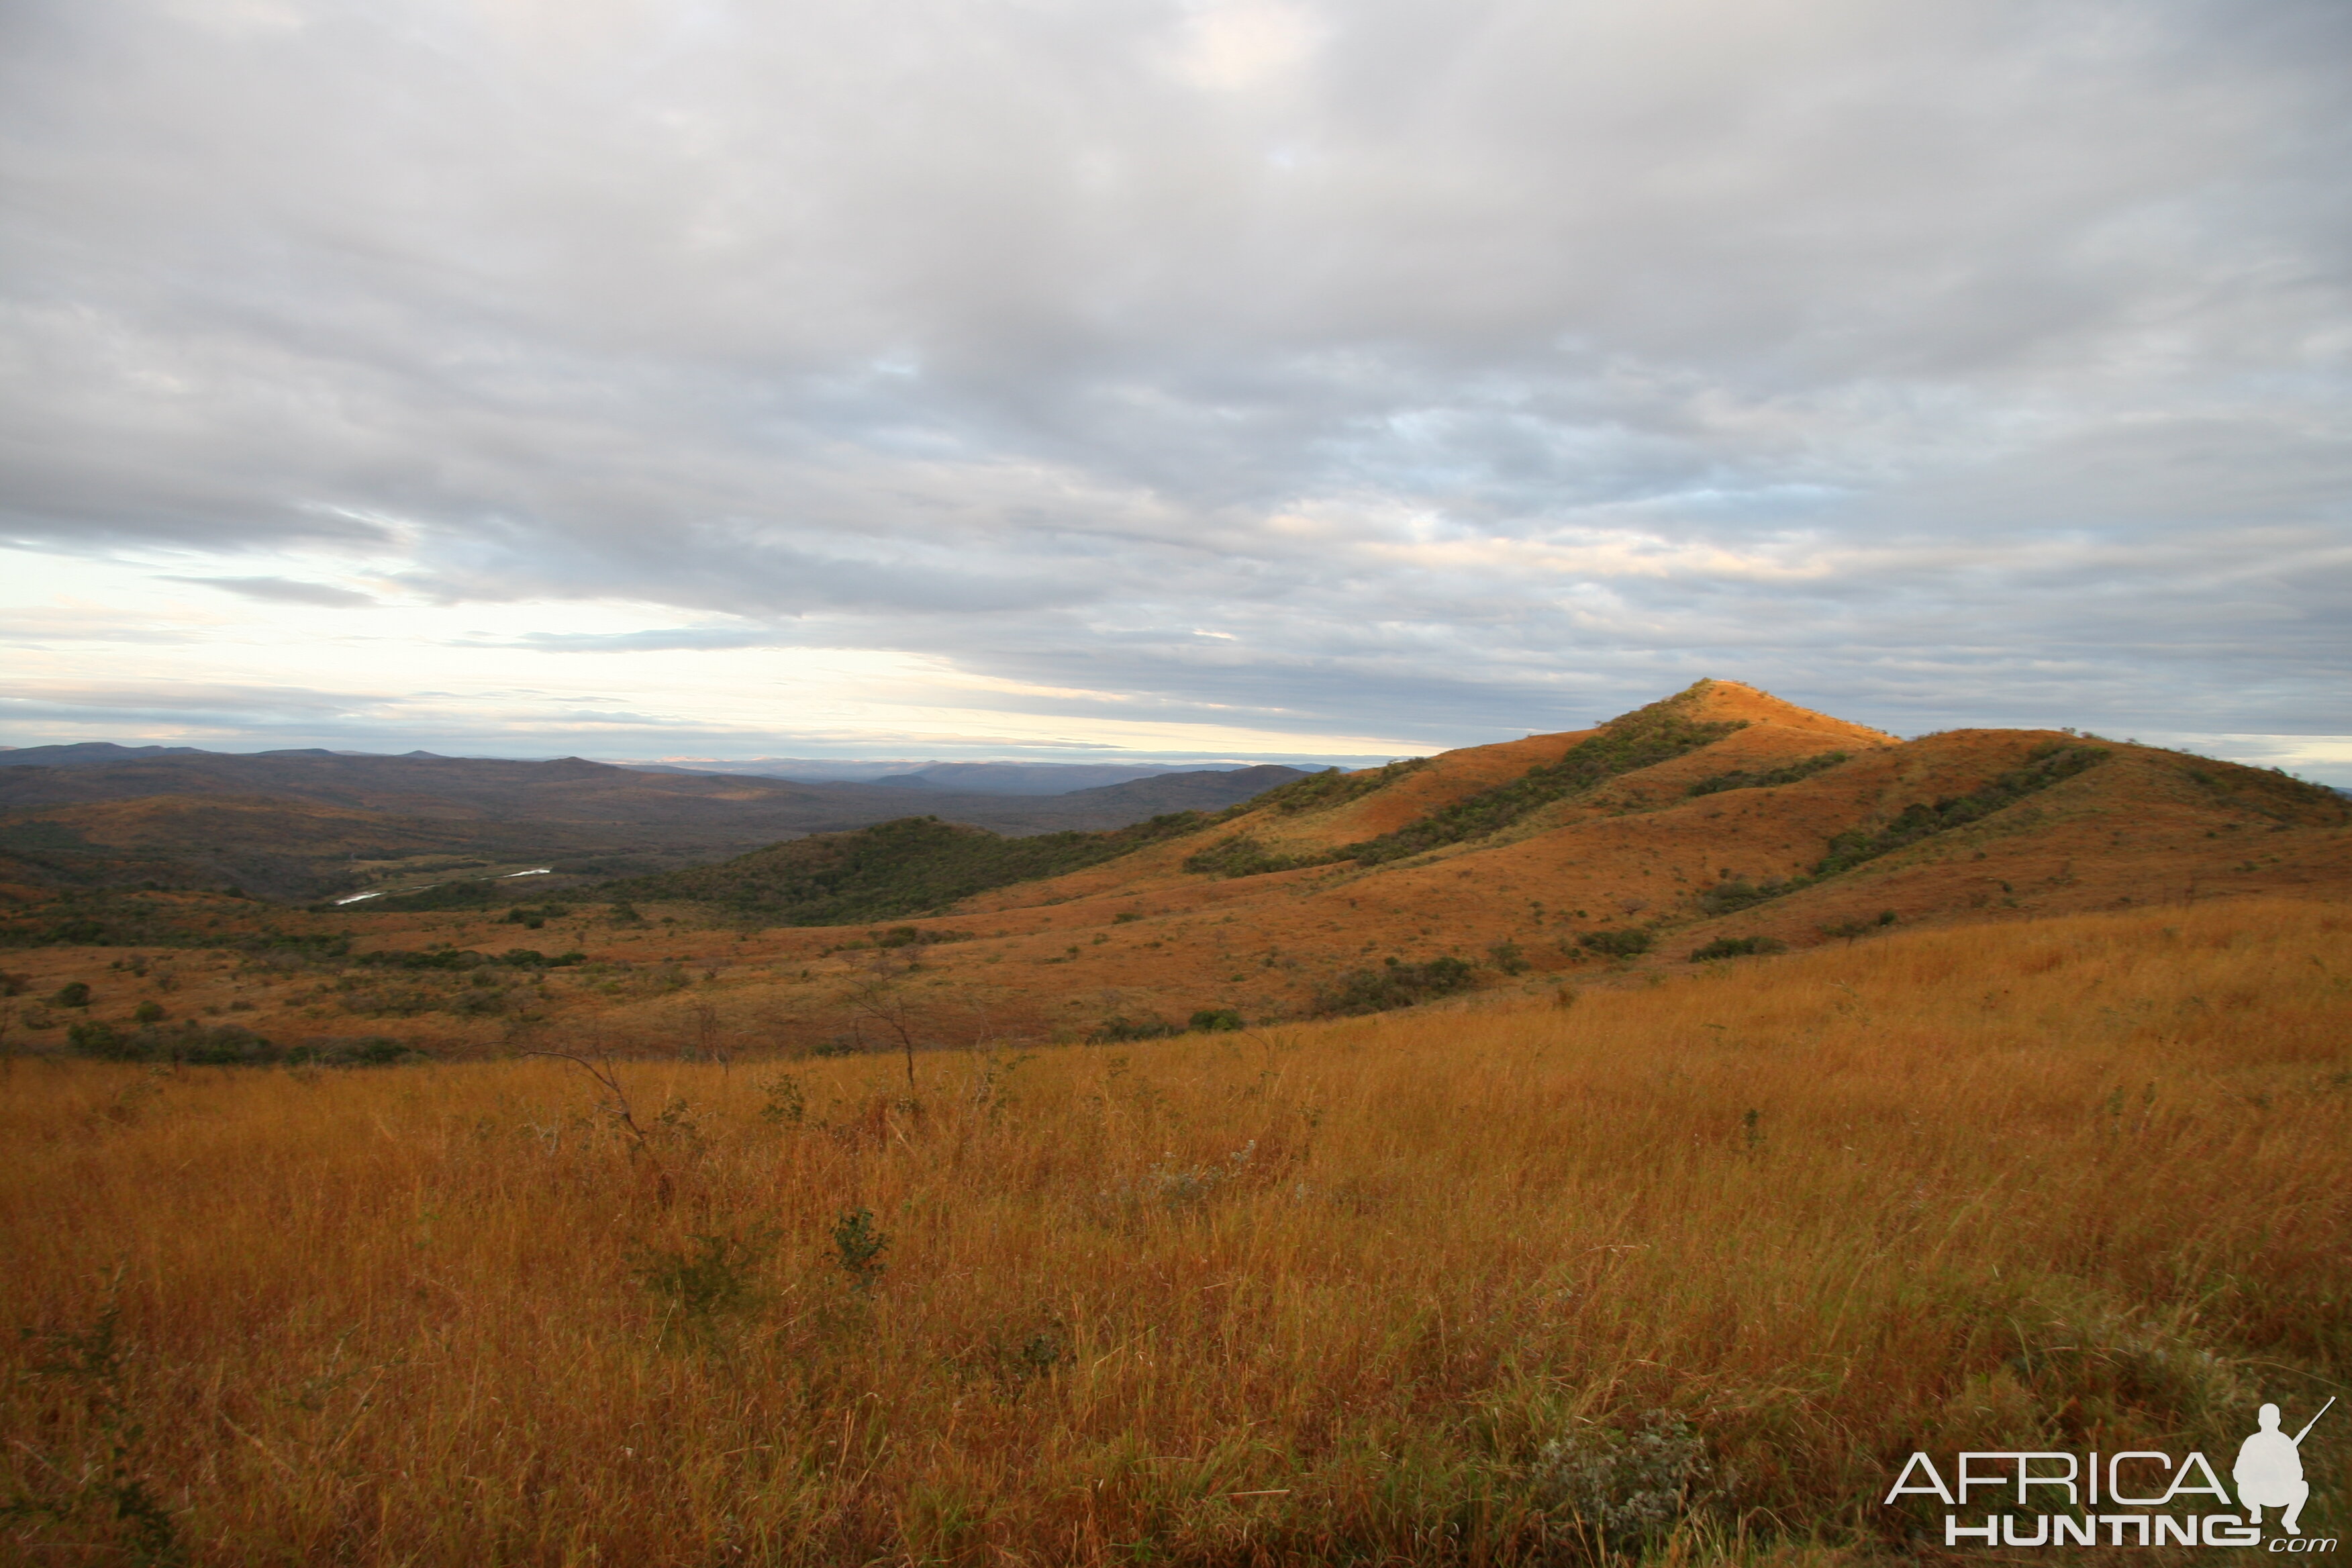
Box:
[2241, 1399, 2334, 1536]
[1885, 1397, 2337, 1550]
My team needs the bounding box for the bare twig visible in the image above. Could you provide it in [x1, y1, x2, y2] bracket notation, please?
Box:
[848, 954, 924, 1091]
[524, 1049, 674, 1206]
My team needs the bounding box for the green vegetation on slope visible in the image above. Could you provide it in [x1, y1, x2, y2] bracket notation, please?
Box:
[1701, 742, 2110, 916]
[1178, 833, 1332, 878]
[1812, 741, 2108, 875]
[0, 891, 336, 950]
[1685, 750, 1850, 797]
[1185, 683, 1749, 879]
[1254, 758, 1430, 816]
[1310, 955, 1477, 1016]
[603, 812, 1219, 926]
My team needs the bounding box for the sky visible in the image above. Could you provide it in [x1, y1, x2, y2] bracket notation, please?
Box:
[3, 0, 2348, 777]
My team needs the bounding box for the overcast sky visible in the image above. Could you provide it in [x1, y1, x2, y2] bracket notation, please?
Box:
[3, 0, 2347, 775]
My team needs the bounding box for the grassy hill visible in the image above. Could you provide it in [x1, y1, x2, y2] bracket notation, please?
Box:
[599, 811, 1226, 927]
[3, 679, 2344, 1061]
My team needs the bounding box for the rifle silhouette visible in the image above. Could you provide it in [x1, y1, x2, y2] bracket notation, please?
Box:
[2292, 1397, 2337, 1447]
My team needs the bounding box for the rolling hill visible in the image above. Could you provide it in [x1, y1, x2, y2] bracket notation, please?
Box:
[3, 680, 2345, 1063]
[0, 749, 1308, 902]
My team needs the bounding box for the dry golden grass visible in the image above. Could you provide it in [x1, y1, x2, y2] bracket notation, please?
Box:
[5, 897, 2347, 1565]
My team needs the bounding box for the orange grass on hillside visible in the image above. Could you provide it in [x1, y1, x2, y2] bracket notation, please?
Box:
[5, 897, 2347, 1565]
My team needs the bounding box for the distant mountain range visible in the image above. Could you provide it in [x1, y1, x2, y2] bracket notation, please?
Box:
[0, 744, 1311, 901]
[619, 758, 1269, 793]
[0, 745, 1289, 797]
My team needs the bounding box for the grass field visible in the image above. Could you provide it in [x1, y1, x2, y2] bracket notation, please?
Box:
[5, 896, 2347, 1565]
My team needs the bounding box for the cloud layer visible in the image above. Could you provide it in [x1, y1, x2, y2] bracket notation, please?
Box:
[2, 0, 2347, 770]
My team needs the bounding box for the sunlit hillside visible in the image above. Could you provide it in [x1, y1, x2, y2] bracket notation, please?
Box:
[5, 897, 2345, 1564]
[3, 682, 2347, 1063]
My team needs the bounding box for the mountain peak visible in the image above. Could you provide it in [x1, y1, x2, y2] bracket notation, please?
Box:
[1670, 679, 1898, 744]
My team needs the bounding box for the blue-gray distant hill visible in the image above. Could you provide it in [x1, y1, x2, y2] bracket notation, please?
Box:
[0, 744, 1309, 903]
[865, 761, 1248, 795]
[0, 742, 213, 767]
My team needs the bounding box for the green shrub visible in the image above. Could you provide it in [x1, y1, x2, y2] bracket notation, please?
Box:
[1187, 1008, 1244, 1032]
[352, 946, 582, 972]
[1088, 1015, 1179, 1042]
[1312, 956, 1476, 1017]
[632, 1227, 773, 1332]
[1486, 939, 1530, 975]
[1689, 935, 1787, 961]
[831, 1208, 890, 1294]
[1698, 877, 1788, 916]
[50, 981, 91, 1008]
[66, 1018, 413, 1067]
[871, 925, 968, 948]
[1577, 929, 1653, 959]
[1526, 1410, 1725, 1552]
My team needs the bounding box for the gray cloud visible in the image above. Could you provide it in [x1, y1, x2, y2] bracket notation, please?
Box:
[2, 0, 2347, 750]
[162, 575, 378, 607]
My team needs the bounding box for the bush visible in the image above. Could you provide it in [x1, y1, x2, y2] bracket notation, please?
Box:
[1088, 1015, 1179, 1043]
[354, 946, 583, 972]
[65, 1018, 414, 1067]
[1188, 1008, 1244, 1032]
[1577, 929, 1653, 959]
[1698, 877, 1790, 916]
[871, 925, 968, 948]
[1312, 956, 1476, 1017]
[50, 981, 91, 1008]
[1689, 935, 1787, 961]
[632, 1227, 774, 1334]
[1486, 939, 1530, 975]
[1526, 1410, 1725, 1552]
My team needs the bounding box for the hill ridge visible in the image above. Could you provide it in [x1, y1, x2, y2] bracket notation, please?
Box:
[3, 682, 2347, 1061]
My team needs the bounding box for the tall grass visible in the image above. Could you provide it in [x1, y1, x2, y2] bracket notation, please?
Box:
[4, 897, 2346, 1565]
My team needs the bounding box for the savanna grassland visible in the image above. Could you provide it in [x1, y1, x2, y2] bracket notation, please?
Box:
[5, 895, 2347, 1566]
